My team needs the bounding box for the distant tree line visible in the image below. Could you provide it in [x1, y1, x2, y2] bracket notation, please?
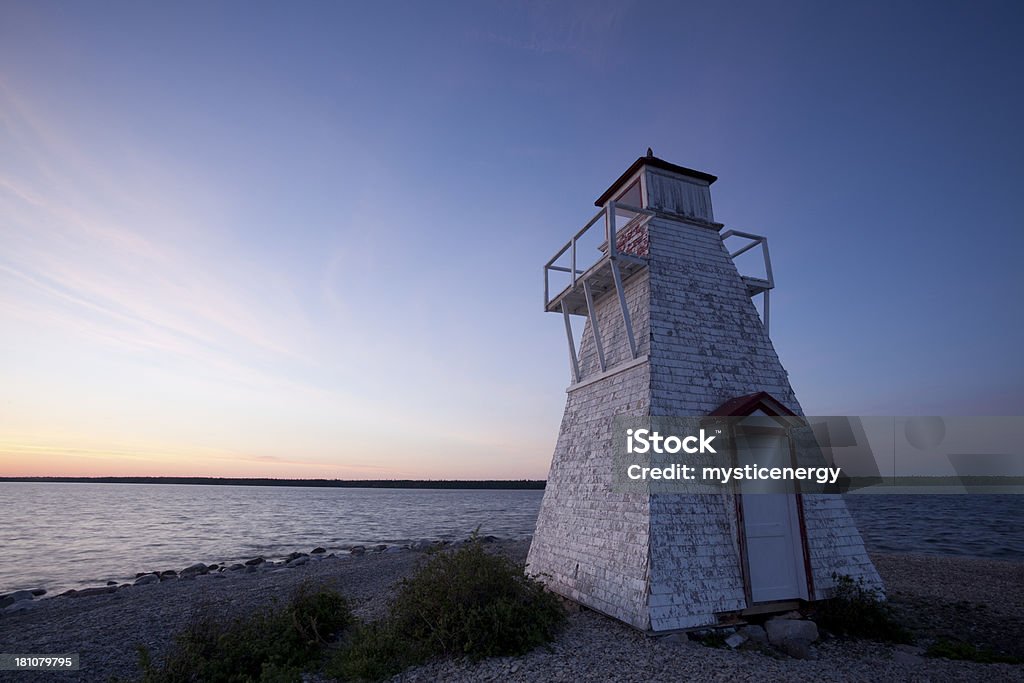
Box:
[0, 476, 546, 490]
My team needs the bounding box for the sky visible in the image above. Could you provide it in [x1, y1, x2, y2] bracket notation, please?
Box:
[1, 1, 1022, 479]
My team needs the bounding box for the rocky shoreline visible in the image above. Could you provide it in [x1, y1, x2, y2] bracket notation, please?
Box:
[1, 542, 1021, 682]
[0, 536, 504, 608]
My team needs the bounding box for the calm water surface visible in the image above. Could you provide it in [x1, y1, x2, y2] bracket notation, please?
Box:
[0, 483, 1020, 595]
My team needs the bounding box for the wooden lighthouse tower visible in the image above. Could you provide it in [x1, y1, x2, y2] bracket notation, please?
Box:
[527, 152, 881, 631]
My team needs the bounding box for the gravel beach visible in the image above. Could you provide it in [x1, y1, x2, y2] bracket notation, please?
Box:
[1, 542, 1021, 682]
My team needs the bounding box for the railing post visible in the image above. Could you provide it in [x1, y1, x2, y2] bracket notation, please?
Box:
[571, 237, 577, 285]
[761, 237, 774, 288]
[606, 201, 617, 258]
[562, 301, 580, 383]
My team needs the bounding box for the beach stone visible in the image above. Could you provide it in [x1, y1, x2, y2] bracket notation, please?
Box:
[134, 574, 159, 586]
[725, 633, 746, 649]
[30, 589, 46, 597]
[349, 546, 366, 556]
[75, 586, 117, 597]
[227, 564, 244, 571]
[384, 546, 403, 553]
[106, 581, 117, 586]
[181, 563, 209, 577]
[766, 618, 818, 645]
[738, 624, 768, 644]
[311, 547, 326, 554]
[56, 589, 77, 598]
[160, 570, 177, 578]
[244, 557, 264, 566]
[372, 544, 387, 552]
[286, 556, 309, 568]
[285, 552, 307, 562]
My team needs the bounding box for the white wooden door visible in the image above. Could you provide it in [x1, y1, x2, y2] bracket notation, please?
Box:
[736, 422, 809, 603]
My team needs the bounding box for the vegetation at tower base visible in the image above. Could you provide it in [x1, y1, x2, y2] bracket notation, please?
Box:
[131, 541, 565, 682]
[926, 639, 1023, 664]
[814, 573, 912, 644]
[134, 583, 352, 682]
[328, 538, 566, 681]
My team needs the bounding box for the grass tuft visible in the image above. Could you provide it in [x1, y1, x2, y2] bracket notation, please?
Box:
[815, 573, 913, 644]
[926, 639, 1022, 664]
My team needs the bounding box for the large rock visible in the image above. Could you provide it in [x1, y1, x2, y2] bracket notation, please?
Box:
[180, 563, 209, 577]
[134, 574, 159, 586]
[725, 633, 746, 649]
[74, 586, 117, 597]
[286, 556, 309, 568]
[349, 546, 366, 556]
[311, 547, 326, 554]
[0, 590, 35, 608]
[244, 557, 264, 566]
[766, 618, 819, 645]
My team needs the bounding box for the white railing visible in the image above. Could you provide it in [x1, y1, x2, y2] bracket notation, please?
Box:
[721, 229, 774, 332]
[543, 201, 650, 308]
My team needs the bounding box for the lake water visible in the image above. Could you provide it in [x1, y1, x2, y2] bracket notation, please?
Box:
[0, 483, 1021, 596]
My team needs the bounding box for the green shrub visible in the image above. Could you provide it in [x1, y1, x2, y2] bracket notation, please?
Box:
[327, 539, 565, 681]
[387, 539, 565, 660]
[325, 621, 424, 682]
[926, 639, 1022, 664]
[815, 573, 912, 644]
[138, 583, 351, 683]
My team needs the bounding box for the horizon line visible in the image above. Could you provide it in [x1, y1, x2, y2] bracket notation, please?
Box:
[0, 476, 547, 490]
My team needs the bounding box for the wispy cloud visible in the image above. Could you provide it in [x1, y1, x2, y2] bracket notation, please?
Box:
[0, 83, 322, 388]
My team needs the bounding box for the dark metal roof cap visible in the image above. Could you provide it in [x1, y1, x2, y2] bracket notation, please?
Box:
[595, 154, 718, 207]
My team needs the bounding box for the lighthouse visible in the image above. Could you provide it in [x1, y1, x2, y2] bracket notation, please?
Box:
[527, 152, 881, 632]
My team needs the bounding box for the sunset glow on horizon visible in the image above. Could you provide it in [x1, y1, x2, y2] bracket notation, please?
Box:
[2, 2, 1022, 479]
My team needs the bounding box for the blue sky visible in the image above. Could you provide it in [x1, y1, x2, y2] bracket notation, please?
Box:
[1, 1, 1022, 478]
